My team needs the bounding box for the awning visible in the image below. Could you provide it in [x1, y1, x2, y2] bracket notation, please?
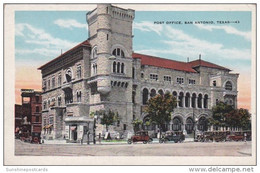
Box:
[46, 124, 53, 129]
[70, 126, 77, 130]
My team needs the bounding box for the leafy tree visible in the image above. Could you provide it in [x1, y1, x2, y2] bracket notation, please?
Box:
[210, 102, 251, 130]
[96, 109, 119, 131]
[145, 93, 177, 136]
[132, 119, 143, 132]
[209, 101, 234, 128]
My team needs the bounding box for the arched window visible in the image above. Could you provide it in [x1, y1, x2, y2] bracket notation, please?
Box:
[172, 117, 182, 131]
[150, 89, 156, 98]
[77, 91, 81, 103]
[132, 67, 135, 79]
[121, 63, 124, 73]
[185, 93, 190, 107]
[158, 89, 164, 96]
[117, 62, 120, 73]
[204, 94, 208, 109]
[113, 61, 116, 73]
[179, 92, 184, 107]
[225, 81, 232, 91]
[172, 91, 177, 99]
[91, 46, 98, 59]
[112, 48, 125, 58]
[185, 118, 194, 134]
[65, 69, 72, 82]
[198, 94, 202, 108]
[142, 88, 149, 105]
[192, 93, 196, 108]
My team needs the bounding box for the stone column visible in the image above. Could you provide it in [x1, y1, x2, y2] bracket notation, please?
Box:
[190, 97, 192, 108]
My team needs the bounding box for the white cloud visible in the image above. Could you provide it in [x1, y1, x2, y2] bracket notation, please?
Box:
[54, 19, 88, 30]
[136, 25, 251, 61]
[15, 23, 78, 57]
[133, 21, 163, 35]
[195, 24, 251, 41]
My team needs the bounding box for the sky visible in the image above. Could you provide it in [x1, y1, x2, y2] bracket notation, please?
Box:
[15, 8, 252, 111]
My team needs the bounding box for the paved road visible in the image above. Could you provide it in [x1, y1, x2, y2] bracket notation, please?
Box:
[15, 139, 251, 156]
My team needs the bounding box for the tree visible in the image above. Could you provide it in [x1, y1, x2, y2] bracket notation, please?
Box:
[209, 101, 234, 129]
[209, 102, 251, 131]
[132, 119, 143, 132]
[145, 93, 177, 136]
[226, 108, 251, 130]
[96, 109, 119, 132]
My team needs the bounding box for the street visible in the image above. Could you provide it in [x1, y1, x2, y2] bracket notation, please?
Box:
[15, 139, 251, 156]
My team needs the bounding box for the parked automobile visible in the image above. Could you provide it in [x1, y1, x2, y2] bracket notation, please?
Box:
[127, 131, 153, 144]
[226, 132, 246, 142]
[197, 131, 227, 142]
[159, 131, 185, 143]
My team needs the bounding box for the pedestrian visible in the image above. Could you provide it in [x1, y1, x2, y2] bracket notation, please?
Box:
[244, 132, 247, 142]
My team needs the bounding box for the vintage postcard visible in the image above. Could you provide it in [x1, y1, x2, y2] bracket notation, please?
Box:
[4, 3, 256, 166]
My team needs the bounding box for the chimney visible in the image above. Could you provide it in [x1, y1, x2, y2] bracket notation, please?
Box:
[61, 49, 63, 55]
[199, 54, 201, 60]
[187, 57, 189, 62]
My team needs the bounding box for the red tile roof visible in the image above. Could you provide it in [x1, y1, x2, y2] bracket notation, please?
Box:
[38, 40, 90, 70]
[132, 53, 230, 72]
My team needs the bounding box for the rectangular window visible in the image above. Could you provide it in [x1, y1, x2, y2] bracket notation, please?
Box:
[49, 116, 54, 125]
[189, 79, 196, 85]
[52, 77, 55, 88]
[164, 76, 171, 82]
[43, 118, 47, 126]
[77, 65, 82, 79]
[58, 97, 61, 106]
[58, 74, 62, 86]
[43, 101, 47, 110]
[48, 80, 50, 90]
[177, 77, 184, 84]
[213, 80, 217, 87]
[77, 92, 81, 102]
[141, 73, 144, 78]
[123, 124, 127, 130]
[36, 106, 39, 113]
[150, 74, 158, 81]
[36, 116, 39, 122]
[43, 81, 46, 91]
[35, 96, 39, 103]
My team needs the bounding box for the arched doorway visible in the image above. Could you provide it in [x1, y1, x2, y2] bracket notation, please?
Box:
[198, 116, 208, 132]
[185, 117, 194, 134]
[172, 117, 182, 131]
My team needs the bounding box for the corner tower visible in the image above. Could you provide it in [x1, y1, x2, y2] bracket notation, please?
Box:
[87, 4, 135, 132]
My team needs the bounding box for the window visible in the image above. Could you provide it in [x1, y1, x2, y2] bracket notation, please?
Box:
[198, 94, 202, 108]
[51, 98, 56, 107]
[77, 65, 82, 79]
[177, 77, 184, 84]
[164, 76, 171, 82]
[213, 80, 216, 87]
[58, 73, 62, 86]
[121, 63, 124, 73]
[112, 48, 125, 58]
[35, 96, 39, 103]
[58, 96, 61, 106]
[48, 100, 50, 107]
[43, 81, 46, 91]
[225, 81, 232, 91]
[178, 92, 184, 107]
[132, 67, 135, 79]
[142, 88, 149, 105]
[65, 90, 73, 104]
[123, 124, 127, 130]
[52, 76, 55, 88]
[91, 46, 98, 59]
[36, 116, 39, 122]
[113, 61, 116, 73]
[141, 73, 144, 78]
[47, 80, 50, 90]
[189, 79, 195, 85]
[185, 93, 190, 107]
[43, 101, 47, 110]
[204, 94, 208, 108]
[65, 69, 72, 82]
[150, 74, 158, 81]
[117, 62, 120, 73]
[36, 106, 39, 113]
[49, 116, 54, 125]
[77, 91, 82, 103]
[192, 93, 196, 108]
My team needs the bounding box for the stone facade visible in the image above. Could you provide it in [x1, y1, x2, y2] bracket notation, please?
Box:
[38, 4, 239, 142]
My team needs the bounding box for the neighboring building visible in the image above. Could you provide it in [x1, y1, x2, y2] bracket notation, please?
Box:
[16, 89, 42, 141]
[38, 4, 239, 142]
[15, 104, 22, 133]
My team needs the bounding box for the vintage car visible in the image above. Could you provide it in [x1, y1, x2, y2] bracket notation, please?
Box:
[226, 132, 245, 142]
[31, 132, 41, 144]
[159, 131, 185, 143]
[197, 131, 227, 142]
[127, 131, 153, 144]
